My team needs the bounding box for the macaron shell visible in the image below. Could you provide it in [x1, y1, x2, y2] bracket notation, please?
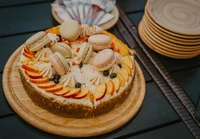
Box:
[29, 36, 51, 51]
[49, 52, 66, 76]
[92, 49, 115, 71]
[77, 42, 88, 63]
[51, 43, 72, 58]
[56, 52, 70, 71]
[88, 34, 111, 51]
[25, 31, 46, 46]
[83, 45, 93, 64]
[60, 20, 81, 41]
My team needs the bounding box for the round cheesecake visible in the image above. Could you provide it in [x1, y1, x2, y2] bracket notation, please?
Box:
[18, 20, 136, 118]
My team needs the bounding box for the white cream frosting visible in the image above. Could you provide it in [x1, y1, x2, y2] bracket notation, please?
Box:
[80, 25, 103, 37]
[60, 74, 76, 88]
[35, 48, 52, 62]
[115, 52, 123, 64]
[40, 64, 56, 78]
[109, 64, 120, 74]
[90, 74, 105, 86]
[47, 33, 59, 46]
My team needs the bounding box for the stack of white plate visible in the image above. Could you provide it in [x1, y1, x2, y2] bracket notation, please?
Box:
[138, 0, 200, 59]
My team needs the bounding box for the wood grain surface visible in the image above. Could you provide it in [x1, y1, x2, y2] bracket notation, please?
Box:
[2, 46, 145, 137]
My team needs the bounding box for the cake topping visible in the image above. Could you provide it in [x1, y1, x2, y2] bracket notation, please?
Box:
[35, 48, 53, 62]
[80, 25, 103, 37]
[60, 74, 76, 88]
[109, 64, 120, 75]
[40, 65, 56, 78]
[47, 33, 59, 46]
[110, 73, 117, 79]
[115, 52, 123, 64]
[90, 75, 104, 86]
[75, 82, 82, 88]
[103, 70, 109, 76]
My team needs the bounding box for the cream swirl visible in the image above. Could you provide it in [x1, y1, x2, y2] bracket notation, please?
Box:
[90, 74, 104, 86]
[35, 48, 52, 62]
[80, 25, 103, 37]
[60, 74, 76, 88]
[115, 52, 123, 64]
[40, 65, 56, 78]
[47, 33, 59, 46]
[109, 64, 120, 75]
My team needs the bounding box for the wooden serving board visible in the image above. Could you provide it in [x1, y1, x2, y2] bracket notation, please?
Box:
[3, 46, 145, 137]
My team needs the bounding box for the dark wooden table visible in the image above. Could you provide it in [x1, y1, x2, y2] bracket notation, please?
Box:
[0, 0, 200, 139]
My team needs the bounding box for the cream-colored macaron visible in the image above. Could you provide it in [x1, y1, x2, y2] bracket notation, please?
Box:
[60, 19, 81, 41]
[51, 42, 72, 58]
[25, 31, 51, 51]
[88, 34, 111, 51]
[48, 52, 70, 75]
[77, 42, 93, 64]
[92, 49, 115, 71]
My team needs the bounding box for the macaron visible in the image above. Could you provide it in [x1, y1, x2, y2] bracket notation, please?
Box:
[60, 19, 81, 41]
[51, 42, 72, 58]
[77, 42, 93, 64]
[25, 31, 51, 52]
[92, 49, 115, 71]
[88, 34, 111, 51]
[48, 52, 70, 76]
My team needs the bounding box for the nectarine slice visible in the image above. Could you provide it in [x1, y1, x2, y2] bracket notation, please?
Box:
[94, 83, 106, 101]
[30, 79, 49, 84]
[122, 56, 134, 69]
[22, 64, 39, 73]
[63, 88, 81, 98]
[111, 77, 120, 92]
[117, 73, 125, 87]
[24, 47, 35, 55]
[74, 88, 90, 99]
[53, 87, 70, 96]
[37, 82, 56, 89]
[123, 64, 132, 76]
[119, 68, 129, 82]
[25, 70, 43, 79]
[45, 86, 63, 93]
[23, 52, 34, 59]
[106, 80, 114, 96]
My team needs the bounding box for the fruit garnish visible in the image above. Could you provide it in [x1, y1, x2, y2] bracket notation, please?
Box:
[103, 70, 109, 76]
[75, 82, 82, 88]
[118, 64, 122, 68]
[79, 62, 83, 68]
[110, 73, 117, 79]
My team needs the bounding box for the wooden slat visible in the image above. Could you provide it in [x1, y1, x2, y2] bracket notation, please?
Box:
[0, 33, 35, 72]
[0, 74, 14, 116]
[0, 3, 58, 37]
[0, 0, 53, 7]
[117, 0, 146, 13]
[173, 67, 200, 105]
[127, 122, 194, 139]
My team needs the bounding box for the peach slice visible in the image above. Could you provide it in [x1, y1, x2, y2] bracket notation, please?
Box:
[123, 64, 132, 76]
[119, 68, 129, 82]
[37, 82, 56, 89]
[22, 64, 39, 73]
[25, 70, 43, 79]
[94, 83, 106, 101]
[29, 79, 49, 84]
[122, 56, 134, 69]
[24, 47, 35, 55]
[106, 80, 114, 96]
[117, 73, 125, 87]
[111, 77, 120, 92]
[23, 52, 34, 59]
[62, 88, 81, 98]
[45, 26, 60, 34]
[74, 88, 90, 99]
[53, 87, 70, 96]
[45, 85, 63, 93]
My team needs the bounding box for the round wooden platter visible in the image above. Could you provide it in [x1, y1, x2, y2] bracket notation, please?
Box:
[2, 46, 145, 137]
[52, 5, 119, 30]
